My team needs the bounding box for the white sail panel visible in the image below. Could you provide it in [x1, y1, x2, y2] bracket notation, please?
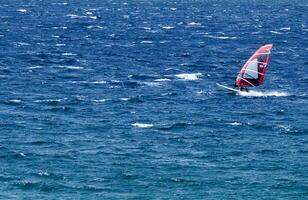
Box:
[243, 59, 258, 79]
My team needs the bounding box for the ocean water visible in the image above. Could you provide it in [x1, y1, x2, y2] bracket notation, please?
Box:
[0, 0, 307, 199]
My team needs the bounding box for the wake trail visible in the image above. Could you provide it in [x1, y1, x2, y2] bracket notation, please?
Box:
[238, 90, 289, 97]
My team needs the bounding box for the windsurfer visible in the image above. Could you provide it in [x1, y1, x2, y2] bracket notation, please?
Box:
[240, 87, 249, 92]
[233, 83, 249, 92]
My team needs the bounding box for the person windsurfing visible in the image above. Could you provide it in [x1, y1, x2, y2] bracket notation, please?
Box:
[234, 44, 273, 92]
[217, 44, 272, 94]
[234, 83, 249, 92]
[240, 86, 249, 92]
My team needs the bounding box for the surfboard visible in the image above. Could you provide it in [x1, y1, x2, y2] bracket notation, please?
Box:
[216, 83, 240, 93]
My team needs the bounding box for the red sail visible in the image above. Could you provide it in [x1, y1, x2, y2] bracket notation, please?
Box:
[235, 44, 272, 87]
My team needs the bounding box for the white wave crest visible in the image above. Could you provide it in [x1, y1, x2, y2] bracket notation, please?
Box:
[270, 30, 283, 35]
[17, 9, 27, 13]
[38, 172, 49, 176]
[132, 123, 153, 128]
[239, 91, 289, 97]
[143, 82, 161, 87]
[55, 43, 66, 47]
[120, 98, 130, 101]
[188, 22, 202, 26]
[91, 80, 107, 84]
[16, 42, 30, 46]
[34, 99, 62, 103]
[161, 26, 175, 30]
[62, 53, 77, 56]
[280, 27, 291, 31]
[27, 66, 43, 69]
[227, 122, 242, 126]
[91, 99, 110, 102]
[175, 73, 202, 81]
[204, 35, 237, 40]
[140, 40, 153, 44]
[8, 99, 21, 103]
[154, 78, 171, 82]
[19, 153, 26, 157]
[57, 66, 84, 70]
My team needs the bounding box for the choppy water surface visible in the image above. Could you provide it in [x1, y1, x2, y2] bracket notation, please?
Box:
[0, 0, 307, 199]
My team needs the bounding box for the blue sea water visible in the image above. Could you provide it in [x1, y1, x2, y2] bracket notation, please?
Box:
[0, 0, 307, 199]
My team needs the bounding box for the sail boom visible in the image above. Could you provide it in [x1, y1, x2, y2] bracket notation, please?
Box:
[239, 77, 256, 87]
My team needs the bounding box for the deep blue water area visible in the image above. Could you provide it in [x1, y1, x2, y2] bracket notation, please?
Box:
[0, 0, 307, 199]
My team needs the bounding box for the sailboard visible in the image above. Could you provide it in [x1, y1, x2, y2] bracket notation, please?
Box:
[216, 83, 240, 93]
[217, 44, 273, 93]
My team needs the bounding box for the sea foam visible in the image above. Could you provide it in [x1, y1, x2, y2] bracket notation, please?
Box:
[175, 73, 202, 81]
[132, 123, 153, 128]
[239, 91, 289, 97]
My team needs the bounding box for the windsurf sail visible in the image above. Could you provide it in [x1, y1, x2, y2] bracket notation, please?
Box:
[234, 44, 272, 87]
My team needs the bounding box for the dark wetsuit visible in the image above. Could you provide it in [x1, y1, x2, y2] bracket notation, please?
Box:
[234, 84, 249, 92]
[240, 87, 249, 92]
